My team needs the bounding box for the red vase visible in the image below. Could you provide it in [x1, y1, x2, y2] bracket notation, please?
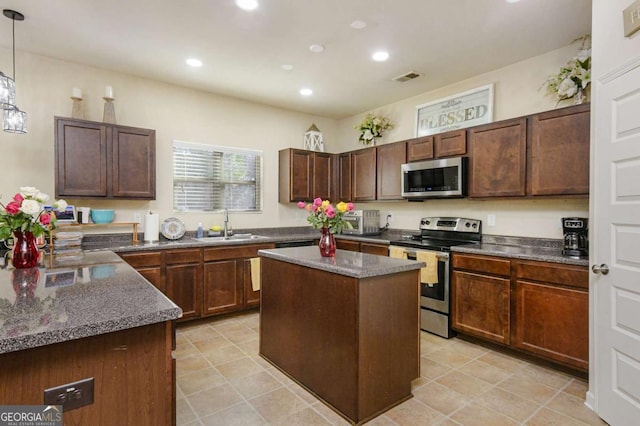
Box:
[12, 231, 40, 269]
[318, 227, 336, 257]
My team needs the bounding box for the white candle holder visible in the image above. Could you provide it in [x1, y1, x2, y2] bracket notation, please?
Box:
[103, 96, 116, 124]
[71, 96, 84, 119]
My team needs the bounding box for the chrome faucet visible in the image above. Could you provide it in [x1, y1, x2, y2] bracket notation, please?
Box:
[223, 208, 230, 238]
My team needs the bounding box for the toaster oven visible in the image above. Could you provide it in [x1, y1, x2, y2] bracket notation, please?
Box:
[342, 210, 380, 235]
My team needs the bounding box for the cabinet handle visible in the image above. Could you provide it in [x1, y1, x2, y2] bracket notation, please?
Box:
[591, 264, 610, 275]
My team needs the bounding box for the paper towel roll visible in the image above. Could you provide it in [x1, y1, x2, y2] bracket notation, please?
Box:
[144, 213, 159, 242]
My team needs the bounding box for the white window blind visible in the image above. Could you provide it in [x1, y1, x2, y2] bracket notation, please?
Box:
[173, 141, 263, 212]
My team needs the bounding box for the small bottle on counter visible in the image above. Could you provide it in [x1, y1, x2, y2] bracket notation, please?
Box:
[197, 222, 204, 238]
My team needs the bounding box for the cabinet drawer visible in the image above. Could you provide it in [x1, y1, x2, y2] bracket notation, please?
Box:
[204, 243, 275, 261]
[165, 249, 201, 265]
[452, 253, 511, 277]
[120, 251, 162, 268]
[516, 261, 588, 289]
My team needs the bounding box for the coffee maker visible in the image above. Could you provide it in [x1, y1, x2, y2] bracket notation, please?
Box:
[562, 217, 589, 258]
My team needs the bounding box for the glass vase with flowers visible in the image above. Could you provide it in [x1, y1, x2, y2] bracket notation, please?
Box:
[0, 186, 67, 268]
[298, 198, 355, 257]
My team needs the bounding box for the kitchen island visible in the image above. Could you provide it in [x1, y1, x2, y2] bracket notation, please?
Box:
[0, 250, 181, 425]
[258, 247, 424, 425]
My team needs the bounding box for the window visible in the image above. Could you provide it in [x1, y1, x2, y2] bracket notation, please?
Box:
[173, 141, 262, 212]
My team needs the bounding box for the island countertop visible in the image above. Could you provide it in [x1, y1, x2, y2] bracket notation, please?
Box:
[258, 246, 424, 278]
[0, 250, 182, 354]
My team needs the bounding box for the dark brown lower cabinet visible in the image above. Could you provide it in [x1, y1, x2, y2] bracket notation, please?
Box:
[452, 253, 589, 371]
[121, 243, 274, 323]
[0, 321, 175, 425]
[260, 256, 419, 424]
[336, 239, 388, 255]
[166, 250, 202, 321]
[203, 259, 243, 316]
[451, 270, 511, 344]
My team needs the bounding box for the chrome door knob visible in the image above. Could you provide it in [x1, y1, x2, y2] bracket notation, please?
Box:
[591, 264, 610, 275]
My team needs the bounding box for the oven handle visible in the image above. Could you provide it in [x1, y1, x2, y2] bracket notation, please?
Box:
[389, 246, 450, 261]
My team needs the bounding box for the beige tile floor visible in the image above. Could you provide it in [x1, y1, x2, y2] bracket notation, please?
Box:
[176, 310, 606, 426]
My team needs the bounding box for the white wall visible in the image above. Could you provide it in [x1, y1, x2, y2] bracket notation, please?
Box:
[0, 49, 337, 232]
[1, 44, 589, 239]
[327, 44, 590, 238]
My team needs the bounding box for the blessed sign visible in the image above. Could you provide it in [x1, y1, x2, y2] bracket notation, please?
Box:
[415, 84, 494, 136]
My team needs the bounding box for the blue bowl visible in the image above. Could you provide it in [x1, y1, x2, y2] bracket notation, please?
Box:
[90, 209, 115, 224]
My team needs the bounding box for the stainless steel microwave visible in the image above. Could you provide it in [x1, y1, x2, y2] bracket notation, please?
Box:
[401, 157, 467, 199]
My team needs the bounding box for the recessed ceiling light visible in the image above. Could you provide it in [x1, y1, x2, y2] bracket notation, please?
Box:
[309, 44, 325, 53]
[350, 20, 367, 30]
[372, 51, 389, 62]
[300, 88, 313, 96]
[506, 0, 521, 3]
[281, 64, 294, 71]
[235, 0, 258, 11]
[186, 58, 203, 67]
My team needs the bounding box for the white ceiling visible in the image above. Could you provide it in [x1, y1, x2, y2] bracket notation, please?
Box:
[0, 0, 591, 119]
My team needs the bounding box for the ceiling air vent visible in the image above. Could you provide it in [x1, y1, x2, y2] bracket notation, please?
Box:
[392, 71, 423, 83]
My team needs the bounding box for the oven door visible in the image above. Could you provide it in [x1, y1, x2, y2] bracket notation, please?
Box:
[389, 246, 450, 313]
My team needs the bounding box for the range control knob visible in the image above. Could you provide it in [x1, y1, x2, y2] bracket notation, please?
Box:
[425, 220, 431, 226]
[472, 223, 478, 228]
[465, 222, 470, 227]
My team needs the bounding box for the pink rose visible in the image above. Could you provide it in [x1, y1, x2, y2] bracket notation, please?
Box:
[297, 201, 306, 209]
[325, 206, 336, 218]
[5, 201, 20, 214]
[313, 198, 322, 208]
[305, 204, 312, 212]
[39, 213, 51, 225]
[12, 193, 24, 204]
[347, 202, 355, 211]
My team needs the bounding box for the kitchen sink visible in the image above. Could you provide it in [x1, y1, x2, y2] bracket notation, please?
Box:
[192, 234, 269, 243]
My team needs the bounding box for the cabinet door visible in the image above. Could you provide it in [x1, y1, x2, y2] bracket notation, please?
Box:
[435, 130, 466, 158]
[529, 104, 590, 196]
[468, 118, 527, 197]
[513, 280, 588, 370]
[166, 263, 202, 321]
[338, 153, 352, 202]
[336, 239, 360, 252]
[243, 259, 260, 308]
[351, 147, 377, 201]
[407, 136, 434, 162]
[203, 259, 244, 316]
[279, 149, 313, 202]
[313, 152, 332, 200]
[360, 242, 388, 256]
[138, 267, 165, 294]
[55, 117, 108, 197]
[376, 142, 407, 200]
[451, 270, 510, 344]
[112, 126, 156, 199]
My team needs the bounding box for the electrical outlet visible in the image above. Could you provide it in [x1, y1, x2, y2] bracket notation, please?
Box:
[44, 378, 94, 412]
[487, 214, 496, 227]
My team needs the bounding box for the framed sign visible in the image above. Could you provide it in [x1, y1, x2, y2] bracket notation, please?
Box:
[415, 84, 494, 136]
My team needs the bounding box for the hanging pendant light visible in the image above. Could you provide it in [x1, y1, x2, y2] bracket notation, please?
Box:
[2, 9, 27, 134]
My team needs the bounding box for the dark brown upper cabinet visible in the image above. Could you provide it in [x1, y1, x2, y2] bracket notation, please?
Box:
[279, 148, 332, 202]
[338, 152, 352, 202]
[468, 118, 527, 198]
[435, 129, 467, 158]
[377, 141, 407, 200]
[528, 104, 590, 196]
[406, 136, 434, 162]
[55, 117, 156, 199]
[351, 147, 377, 201]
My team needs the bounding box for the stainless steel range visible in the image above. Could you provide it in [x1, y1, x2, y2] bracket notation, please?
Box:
[389, 217, 481, 338]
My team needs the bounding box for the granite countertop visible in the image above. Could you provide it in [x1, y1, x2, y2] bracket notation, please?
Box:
[78, 227, 411, 253]
[0, 251, 182, 354]
[451, 235, 589, 267]
[258, 246, 424, 279]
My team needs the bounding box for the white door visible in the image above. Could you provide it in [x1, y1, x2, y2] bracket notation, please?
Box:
[591, 53, 640, 424]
